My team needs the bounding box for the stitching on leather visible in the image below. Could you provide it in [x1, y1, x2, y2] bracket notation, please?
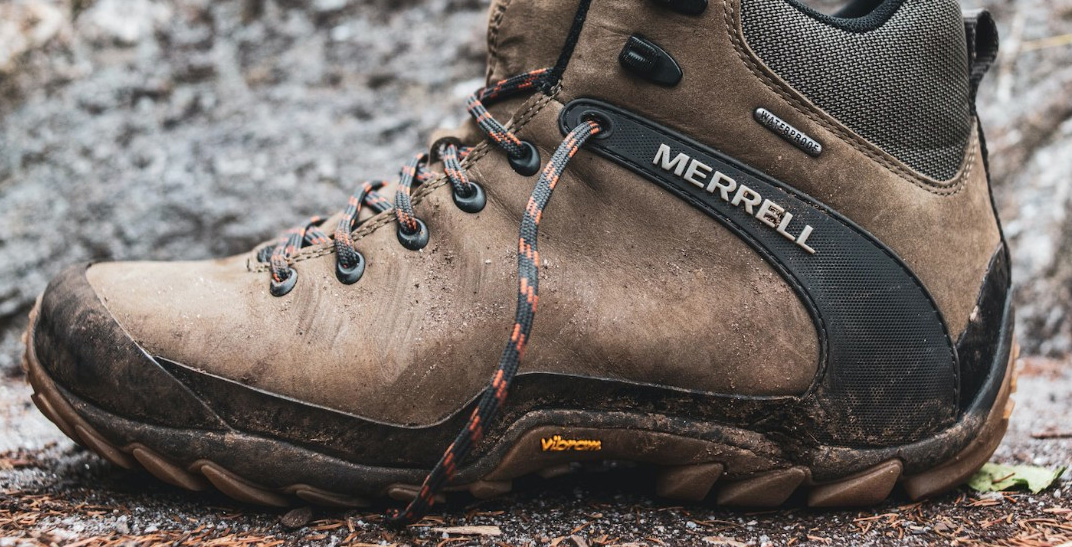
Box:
[724, 0, 974, 196]
[248, 90, 558, 273]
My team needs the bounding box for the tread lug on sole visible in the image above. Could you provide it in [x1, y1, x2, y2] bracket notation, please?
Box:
[655, 462, 723, 502]
[902, 411, 1011, 501]
[74, 424, 137, 469]
[468, 480, 513, 499]
[292, 486, 370, 508]
[199, 462, 291, 507]
[27, 372, 85, 450]
[808, 460, 902, 507]
[387, 484, 446, 504]
[1004, 399, 1016, 420]
[537, 463, 575, 479]
[30, 392, 78, 441]
[717, 467, 806, 507]
[132, 447, 209, 491]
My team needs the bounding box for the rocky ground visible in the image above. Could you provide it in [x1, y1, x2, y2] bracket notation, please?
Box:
[1, 0, 1071, 545]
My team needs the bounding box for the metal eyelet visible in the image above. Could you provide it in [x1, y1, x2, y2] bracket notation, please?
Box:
[335, 252, 366, 285]
[270, 268, 298, 297]
[508, 141, 541, 176]
[397, 218, 430, 251]
[452, 181, 487, 214]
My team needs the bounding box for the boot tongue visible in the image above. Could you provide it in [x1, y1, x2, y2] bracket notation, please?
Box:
[428, 0, 579, 151]
[484, 0, 579, 84]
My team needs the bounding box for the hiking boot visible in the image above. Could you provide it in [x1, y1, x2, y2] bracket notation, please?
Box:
[24, 0, 1015, 522]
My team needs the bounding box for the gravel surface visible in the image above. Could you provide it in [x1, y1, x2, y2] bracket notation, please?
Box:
[2, 0, 1071, 545]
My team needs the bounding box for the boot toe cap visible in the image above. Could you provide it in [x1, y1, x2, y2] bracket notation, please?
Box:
[31, 263, 223, 430]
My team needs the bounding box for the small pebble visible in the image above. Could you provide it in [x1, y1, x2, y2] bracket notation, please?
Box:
[280, 506, 313, 529]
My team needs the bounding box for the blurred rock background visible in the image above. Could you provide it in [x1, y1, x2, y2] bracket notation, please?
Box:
[0, 0, 1070, 377]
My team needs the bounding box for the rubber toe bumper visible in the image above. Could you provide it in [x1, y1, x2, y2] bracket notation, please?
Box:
[32, 263, 224, 430]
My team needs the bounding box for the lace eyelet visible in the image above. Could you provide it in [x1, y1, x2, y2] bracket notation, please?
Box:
[580, 110, 614, 139]
[508, 141, 541, 176]
[397, 218, 430, 251]
[270, 269, 298, 297]
[452, 181, 487, 214]
[335, 252, 366, 285]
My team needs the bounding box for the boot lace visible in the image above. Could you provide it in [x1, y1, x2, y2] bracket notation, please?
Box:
[259, 67, 604, 526]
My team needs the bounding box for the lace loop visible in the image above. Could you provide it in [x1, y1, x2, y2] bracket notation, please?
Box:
[393, 154, 427, 236]
[439, 142, 475, 198]
[334, 181, 385, 270]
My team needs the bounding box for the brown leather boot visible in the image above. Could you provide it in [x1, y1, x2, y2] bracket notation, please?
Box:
[24, 0, 1014, 522]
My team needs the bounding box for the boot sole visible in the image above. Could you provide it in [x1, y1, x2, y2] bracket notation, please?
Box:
[22, 295, 1018, 510]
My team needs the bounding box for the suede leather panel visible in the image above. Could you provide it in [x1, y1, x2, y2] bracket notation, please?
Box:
[555, 0, 1001, 339]
[86, 98, 820, 427]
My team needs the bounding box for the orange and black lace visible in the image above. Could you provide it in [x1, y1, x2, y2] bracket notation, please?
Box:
[261, 67, 604, 524]
[385, 119, 604, 526]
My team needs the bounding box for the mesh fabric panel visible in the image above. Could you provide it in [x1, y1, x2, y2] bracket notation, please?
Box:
[741, 0, 971, 181]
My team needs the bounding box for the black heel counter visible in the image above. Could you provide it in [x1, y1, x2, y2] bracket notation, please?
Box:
[956, 245, 1012, 411]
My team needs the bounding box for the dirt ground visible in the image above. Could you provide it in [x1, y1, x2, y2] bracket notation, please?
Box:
[2, 0, 1072, 545]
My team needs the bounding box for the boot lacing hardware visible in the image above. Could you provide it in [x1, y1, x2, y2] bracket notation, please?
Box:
[263, 68, 551, 295]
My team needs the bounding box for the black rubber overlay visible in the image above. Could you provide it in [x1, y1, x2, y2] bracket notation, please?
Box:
[652, 0, 709, 16]
[561, 99, 957, 445]
[33, 264, 226, 431]
[955, 245, 1011, 409]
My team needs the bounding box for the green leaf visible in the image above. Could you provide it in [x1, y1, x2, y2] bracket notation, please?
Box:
[968, 463, 1067, 494]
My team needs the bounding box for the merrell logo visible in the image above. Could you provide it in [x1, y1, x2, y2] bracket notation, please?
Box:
[653, 144, 817, 254]
[540, 435, 602, 452]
